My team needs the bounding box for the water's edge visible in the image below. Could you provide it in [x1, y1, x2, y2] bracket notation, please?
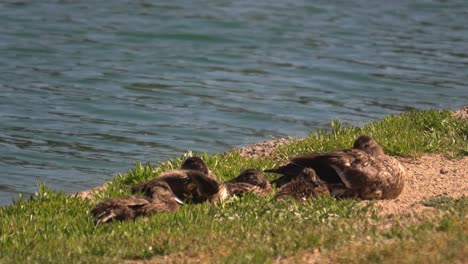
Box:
[72, 106, 467, 201]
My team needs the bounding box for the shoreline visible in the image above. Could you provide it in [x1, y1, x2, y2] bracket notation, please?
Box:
[3, 106, 467, 263]
[74, 106, 467, 213]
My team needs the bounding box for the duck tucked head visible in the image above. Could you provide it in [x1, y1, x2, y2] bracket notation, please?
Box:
[229, 168, 270, 189]
[352, 135, 384, 156]
[185, 171, 220, 203]
[181, 157, 209, 175]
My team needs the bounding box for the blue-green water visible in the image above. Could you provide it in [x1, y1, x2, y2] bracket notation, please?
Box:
[1, 0, 467, 206]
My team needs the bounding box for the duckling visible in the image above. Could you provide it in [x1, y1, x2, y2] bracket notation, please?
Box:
[215, 169, 273, 201]
[266, 135, 405, 200]
[275, 168, 330, 201]
[227, 168, 272, 192]
[91, 181, 183, 225]
[131, 157, 219, 203]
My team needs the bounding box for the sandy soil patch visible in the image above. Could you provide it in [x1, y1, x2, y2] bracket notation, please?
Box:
[374, 154, 467, 215]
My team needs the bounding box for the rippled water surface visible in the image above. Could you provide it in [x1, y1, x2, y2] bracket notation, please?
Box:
[1, 0, 467, 205]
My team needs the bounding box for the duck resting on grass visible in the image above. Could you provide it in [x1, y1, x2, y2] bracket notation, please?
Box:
[216, 168, 273, 200]
[131, 157, 219, 203]
[265, 135, 405, 200]
[91, 157, 219, 224]
[91, 181, 183, 225]
[275, 168, 330, 201]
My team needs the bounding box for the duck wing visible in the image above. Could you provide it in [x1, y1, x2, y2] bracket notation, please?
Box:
[266, 150, 354, 187]
[186, 170, 221, 203]
[130, 172, 188, 196]
[324, 152, 405, 199]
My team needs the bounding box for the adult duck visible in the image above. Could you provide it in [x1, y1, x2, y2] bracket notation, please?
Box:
[265, 135, 405, 200]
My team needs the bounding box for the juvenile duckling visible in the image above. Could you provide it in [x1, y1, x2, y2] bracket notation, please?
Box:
[266, 135, 405, 200]
[131, 157, 219, 203]
[227, 168, 272, 191]
[275, 168, 330, 201]
[91, 181, 182, 225]
[215, 169, 273, 201]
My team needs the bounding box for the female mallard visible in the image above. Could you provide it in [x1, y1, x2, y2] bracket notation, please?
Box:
[91, 181, 183, 225]
[266, 135, 405, 200]
[131, 157, 219, 203]
[275, 168, 330, 201]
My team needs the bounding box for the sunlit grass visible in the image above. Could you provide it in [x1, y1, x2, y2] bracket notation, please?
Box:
[0, 109, 466, 263]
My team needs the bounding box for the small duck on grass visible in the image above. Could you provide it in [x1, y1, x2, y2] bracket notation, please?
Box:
[91, 157, 219, 224]
[91, 181, 183, 225]
[275, 168, 330, 201]
[266, 135, 405, 200]
[131, 157, 219, 203]
[217, 168, 273, 200]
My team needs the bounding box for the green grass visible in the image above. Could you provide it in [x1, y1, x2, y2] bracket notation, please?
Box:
[277, 109, 467, 159]
[0, 109, 466, 263]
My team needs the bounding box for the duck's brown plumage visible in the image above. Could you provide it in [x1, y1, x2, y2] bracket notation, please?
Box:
[91, 181, 181, 225]
[275, 168, 330, 201]
[227, 168, 272, 192]
[91, 157, 220, 224]
[266, 135, 405, 200]
[212, 169, 273, 201]
[131, 157, 219, 203]
[180, 156, 210, 175]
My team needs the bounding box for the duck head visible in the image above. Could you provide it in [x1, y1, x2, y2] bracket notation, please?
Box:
[181, 157, 209, 175]
[352, 135, 384, 156]
[297, 168, 320, 183]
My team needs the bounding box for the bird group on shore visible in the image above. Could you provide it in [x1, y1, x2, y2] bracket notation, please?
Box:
[91, 135, 405, 225]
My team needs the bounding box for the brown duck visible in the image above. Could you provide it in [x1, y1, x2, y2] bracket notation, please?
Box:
[275, 168, 330, 201]
[91, 181, 183, 225]
[266, 135, 405, 200]
[131, 157, 219, 203]
[91, 157, 218, 224]
[216, 168, 273, 201]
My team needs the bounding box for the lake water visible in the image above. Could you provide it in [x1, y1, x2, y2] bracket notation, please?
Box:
[1, 0, 467, 206]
